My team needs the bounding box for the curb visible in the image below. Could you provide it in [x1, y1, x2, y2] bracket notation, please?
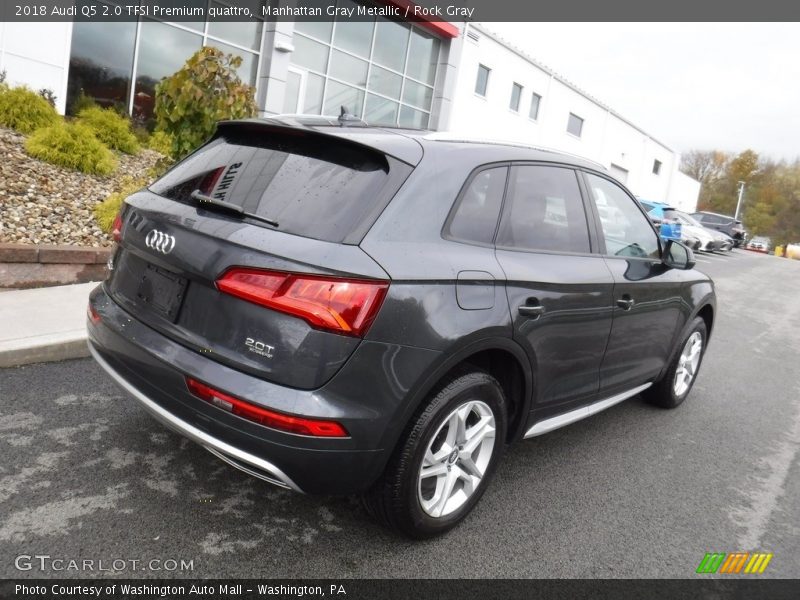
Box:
[0, 335, 89, 368]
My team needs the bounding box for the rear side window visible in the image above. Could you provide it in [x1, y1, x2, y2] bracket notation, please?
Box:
[149, 129, 409, 243]
[496, 165, 591, 254]
[444, 167, 507, 245]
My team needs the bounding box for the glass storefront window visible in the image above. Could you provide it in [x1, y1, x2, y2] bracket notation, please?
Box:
[372, 18, 409, 73]
[290, 16, 440, 128]
[368, 66, 402, 100]
[332, 6, 374, 57]
[292, 35, 329, 73]
[294, 20, 333, 43]
[365, 94, 399, 126]
[206, 41, 258, 86]
[324, 81, 365, 117]
[283, 70, 302, 113]
[66, 21, 136, 114]
[399, 105, 428, 129]
[304, 73, 325, 114]
[406, 29, 439, 86]
[208, 5, 263, 50]
[330, 50, 368, 88]
[133, 21, 202, 122]
[402, 80, 433, 110]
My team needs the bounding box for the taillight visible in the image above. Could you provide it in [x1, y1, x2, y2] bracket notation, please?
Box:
[216, 268, 388, 337]
[87, 303, 101, 324]
[185, 378, 348, 437]
[111, 212, 124, 243]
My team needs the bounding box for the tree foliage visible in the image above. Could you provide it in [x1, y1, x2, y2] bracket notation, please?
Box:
[154, 47, 257, 160]
[681, 150, 800, 246]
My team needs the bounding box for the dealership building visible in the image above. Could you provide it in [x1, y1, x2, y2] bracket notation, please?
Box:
[0, 3, 699, 209]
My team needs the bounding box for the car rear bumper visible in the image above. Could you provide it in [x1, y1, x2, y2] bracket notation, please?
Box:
[87, 284, 440, 495]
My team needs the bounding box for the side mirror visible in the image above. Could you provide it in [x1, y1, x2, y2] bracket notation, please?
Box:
[663, 239, 696, 270]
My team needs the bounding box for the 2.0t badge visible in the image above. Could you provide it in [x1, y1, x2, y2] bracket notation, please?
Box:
[145, 230, 176, 254]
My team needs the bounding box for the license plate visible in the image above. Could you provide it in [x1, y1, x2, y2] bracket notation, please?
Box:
[136, 263, 187, 322]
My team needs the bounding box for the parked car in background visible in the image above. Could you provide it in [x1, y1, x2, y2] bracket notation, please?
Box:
[692, 212, 747, 247]
[638, 200, 682, 244]
[664, 209, 729, 253]
[86, 118, 716, 538]
[640, 200, 701, 251]
[746, 236, 771, 253]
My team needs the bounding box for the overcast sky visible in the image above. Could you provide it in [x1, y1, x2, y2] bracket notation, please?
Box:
[486, 23, 800, 161]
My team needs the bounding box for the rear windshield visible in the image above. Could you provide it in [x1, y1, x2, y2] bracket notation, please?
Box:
[149, 128, 409, 243]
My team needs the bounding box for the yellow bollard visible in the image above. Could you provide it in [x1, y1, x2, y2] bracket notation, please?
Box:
[776, 245, 785, 257]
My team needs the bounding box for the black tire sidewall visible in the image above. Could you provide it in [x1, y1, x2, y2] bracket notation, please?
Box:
[667, 317, 708, 405]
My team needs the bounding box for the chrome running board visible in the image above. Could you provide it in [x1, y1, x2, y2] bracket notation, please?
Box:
[524, 383, 652, 438]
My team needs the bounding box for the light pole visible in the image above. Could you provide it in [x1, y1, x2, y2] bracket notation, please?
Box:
[734, 181, 745, 220]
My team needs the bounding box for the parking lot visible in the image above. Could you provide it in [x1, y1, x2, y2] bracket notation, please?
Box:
[1, 249, 799, 579]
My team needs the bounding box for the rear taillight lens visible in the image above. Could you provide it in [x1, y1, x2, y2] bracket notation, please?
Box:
[186, 378, 348, 437]
[216, 268, 389, 337]
[111, 212, 124, 243]
[87, 303, 101, 324]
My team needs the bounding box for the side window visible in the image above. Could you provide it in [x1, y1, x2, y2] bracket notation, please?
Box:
[444, 167, 507, 245]
[496, 166, 591, 254]
[585, 173, 660, 259]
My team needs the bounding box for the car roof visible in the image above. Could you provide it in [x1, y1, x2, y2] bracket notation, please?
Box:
[221, 116, 608, 171]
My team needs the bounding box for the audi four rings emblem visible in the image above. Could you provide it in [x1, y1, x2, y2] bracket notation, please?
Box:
[145, 230, 176, 254]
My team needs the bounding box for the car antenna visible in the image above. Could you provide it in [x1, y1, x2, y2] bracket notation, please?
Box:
[338, 105, 359, 127]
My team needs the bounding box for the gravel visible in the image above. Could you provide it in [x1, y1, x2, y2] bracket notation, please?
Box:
[0, 127, 163, 247]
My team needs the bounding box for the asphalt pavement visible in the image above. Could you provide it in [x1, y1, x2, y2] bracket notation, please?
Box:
[1, 249, 799, 579]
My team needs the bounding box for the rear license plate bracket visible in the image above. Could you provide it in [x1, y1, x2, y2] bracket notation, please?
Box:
[136, 263, 187, 322]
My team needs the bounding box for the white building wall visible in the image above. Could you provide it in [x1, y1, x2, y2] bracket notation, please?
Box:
[0, 22, 73, 114]
[445, 24, 698, 207]
[666, 170, 701, 213]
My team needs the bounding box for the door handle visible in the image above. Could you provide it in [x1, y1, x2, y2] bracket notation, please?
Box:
[518, 304, 545, 318]
[616, 296, 635, 310]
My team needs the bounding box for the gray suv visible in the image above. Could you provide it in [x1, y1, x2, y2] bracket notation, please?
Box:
[87, 117, 716, 538]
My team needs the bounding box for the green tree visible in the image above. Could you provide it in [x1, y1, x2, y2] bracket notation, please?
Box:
[154, 47, 257, 160]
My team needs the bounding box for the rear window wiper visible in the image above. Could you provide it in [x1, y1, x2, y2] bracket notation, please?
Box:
[190, 190, 279, 228]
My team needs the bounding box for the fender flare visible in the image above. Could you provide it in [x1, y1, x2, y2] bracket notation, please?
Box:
[376, 334, 534, 456]
[657, 295, 716, 382]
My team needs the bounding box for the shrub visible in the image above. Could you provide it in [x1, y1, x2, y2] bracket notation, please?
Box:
[94, 176, 145, 233]
[147, 130, 174, 156]
[155, 46, 256, 160]
[25, 122, 117, 175]
[0, 70, 7, 91]
[0, 86, 59, 134]
[77, 106, 140, 154]
[71, 90, 98, 114]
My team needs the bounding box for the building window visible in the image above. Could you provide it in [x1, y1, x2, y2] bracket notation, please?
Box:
[567, 113, 584, 137]
[291, 3, 440, 129]
[475, 64, 490, 97]
[529, 92, 541, 120]
[66, 4, 265, 124]
[653, 159, 662, 175]
[509, 82, 522, 112]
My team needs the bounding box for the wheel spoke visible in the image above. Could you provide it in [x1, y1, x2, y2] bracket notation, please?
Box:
[420, 461, 448, 480]
[463, 416, 495, 455]
[459, 455, 484, 480]
[433, 468, 459, 517]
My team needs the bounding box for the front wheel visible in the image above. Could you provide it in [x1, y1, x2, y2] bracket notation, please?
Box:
[362, 369, 507, 538]
[644, 316, 708, 409]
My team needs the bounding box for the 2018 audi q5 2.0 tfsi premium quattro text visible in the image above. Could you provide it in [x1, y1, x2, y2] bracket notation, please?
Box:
[87, 117, 716, 538]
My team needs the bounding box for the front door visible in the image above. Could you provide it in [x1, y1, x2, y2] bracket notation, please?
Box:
[583, 172, 684, 394]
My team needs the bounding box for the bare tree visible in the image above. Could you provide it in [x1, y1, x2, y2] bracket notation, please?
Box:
[680, 150, 728, 186]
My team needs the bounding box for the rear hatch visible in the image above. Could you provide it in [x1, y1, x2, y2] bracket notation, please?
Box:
[106, 121, 415, 389]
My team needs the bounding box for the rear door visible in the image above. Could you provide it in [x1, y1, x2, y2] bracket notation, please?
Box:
[494, 164, 614, 417]
[583, 172, 684, 394]
[108, 125, 413, 390]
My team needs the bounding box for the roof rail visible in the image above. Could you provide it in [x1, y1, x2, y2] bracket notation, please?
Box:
[422, 132, 607, 170]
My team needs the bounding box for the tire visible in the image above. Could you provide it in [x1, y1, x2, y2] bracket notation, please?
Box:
[362, 368, 507, 539]
[644, 316, 708, 409]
